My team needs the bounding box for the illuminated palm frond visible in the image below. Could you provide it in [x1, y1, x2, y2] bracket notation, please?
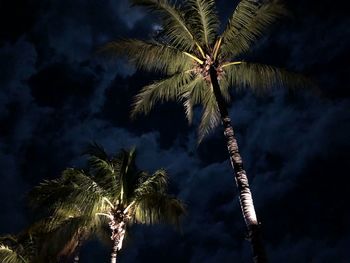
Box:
[39, 216, 99, 260]
[135, 169, 168, 197]
[0, 245, 27, 263]
[85, 142, 120, 194]
[130, 0, 201, 53]
[181, 75, 206, 124]
[185, 0, 219, 48]
[131, 70, 195, 118]
[198, 88, 221, 142]
[220, 0, 287, 59]
[0, 233, 40, 263]
[133, 193, 185, 226]
[222, 62, 313, 94]
[28, 177, 72, 214]
[101, 39, 193, 75]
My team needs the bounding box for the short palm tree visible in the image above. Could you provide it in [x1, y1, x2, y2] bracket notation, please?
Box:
[102, 0, 311, 261]
[30, 144, 185, 263]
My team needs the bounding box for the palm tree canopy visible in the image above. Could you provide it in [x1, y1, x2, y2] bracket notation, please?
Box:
[28, 144, 185, 258]
[102, 0, 312, 141]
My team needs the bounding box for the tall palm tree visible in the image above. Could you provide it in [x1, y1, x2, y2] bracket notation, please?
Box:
[102, 0, 311, 262]
[30, 144, 185, 263]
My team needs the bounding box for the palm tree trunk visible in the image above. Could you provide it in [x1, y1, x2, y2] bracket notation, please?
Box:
[73, 240, 82, 263]
[110, 220, 127, 263]
[72, 228, 85, 263]
[209, 66, 267, 263]
[111, 238, 119, 263]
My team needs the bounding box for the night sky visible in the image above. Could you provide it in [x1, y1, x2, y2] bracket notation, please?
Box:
[0, 0, 349, 262]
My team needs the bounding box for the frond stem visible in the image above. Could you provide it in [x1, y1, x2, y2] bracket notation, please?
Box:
[213, 37, 222, 61]
[96, 213, 114, 220]
[183, 52, 204, 64]
[103, 197, 115, 209]
[123, 201, 136, 215]
[195, 42, 206, 59]
[221, 61, 243, 68]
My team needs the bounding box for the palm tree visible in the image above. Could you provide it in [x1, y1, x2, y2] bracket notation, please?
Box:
[30, 144, 185, 263]
[102, 0, 311, 262]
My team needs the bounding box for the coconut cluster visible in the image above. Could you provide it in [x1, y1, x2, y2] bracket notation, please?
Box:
[194, 54, 225, 82]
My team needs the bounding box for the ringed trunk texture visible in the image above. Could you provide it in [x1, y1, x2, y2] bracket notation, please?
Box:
[209, 66, 267, 263]
[111, 238, 118, 263]
[110, 218, 127, 263]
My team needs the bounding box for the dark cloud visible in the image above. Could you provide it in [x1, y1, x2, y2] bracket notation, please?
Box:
[0, 0, 349, 262]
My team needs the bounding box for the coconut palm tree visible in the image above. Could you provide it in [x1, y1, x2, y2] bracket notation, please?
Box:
[29, 144, 185, 263]
[102, 0, 312, 262]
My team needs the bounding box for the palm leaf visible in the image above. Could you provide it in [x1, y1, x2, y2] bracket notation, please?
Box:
[220, 0, 287, 59]
[38, 216, 96, 260]
[28, 177, 73, 213]
[222, 62, 313, 94]
[0, 246, 28, 263]
[181, 76, 206, 124]
[135, 169, 168, 197]
[130, 0, 202, 54]
[197, 87, 221, 143]
[118, 148, 140, 204]
[101, 39, 192, 75]
[185, 0, 219, 48]
[130, 70, 195, 118]
[133, 193, 185, 226]
[85, 143, 120, 195]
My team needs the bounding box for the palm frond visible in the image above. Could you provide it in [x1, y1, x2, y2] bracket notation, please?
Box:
[198, 87, 221, 143]
[185, 0, 219, 48]
[181, 76, 206, 124]
[135, 169, 168, 197]
[101, 39, 192, 75]
[222, 62, 313, 94]
[220, 0, 287, 59]
[131, 70, 195, 118]
[84, 142, 109, 161]
[28, 177, 72, 213]
[85, 143, 120, 194]
[133, 193, 185, 226]
[62, 171, 110, 216]
[31, 168, 110, 218]
[0, 245, 28, 263]
[130, 0, 202, 54]
[118, 148, 139, 204]
[37, 216, 96, 260]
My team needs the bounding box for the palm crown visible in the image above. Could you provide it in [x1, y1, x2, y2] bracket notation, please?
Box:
[29, 144, 185, 260]
[104, 0, 307, 141]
